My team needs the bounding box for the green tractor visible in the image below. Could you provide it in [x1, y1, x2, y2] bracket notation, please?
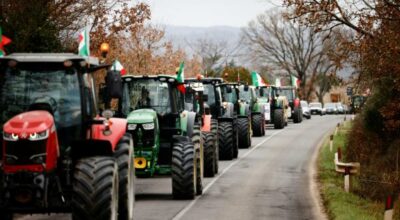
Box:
[278, 86, 303, 123]
[184, 80, 218, 177]
[226, 83, 252, 149]
[118, 75, 203, 199]
[256, 85, 289, 129]
[238, 84, 266, 137]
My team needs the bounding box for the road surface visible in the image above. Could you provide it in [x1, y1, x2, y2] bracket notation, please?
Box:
[17, 115, 344, 220]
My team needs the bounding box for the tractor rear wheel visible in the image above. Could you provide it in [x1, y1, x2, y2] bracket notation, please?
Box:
[114, 133, 135, 220]
[251, 114, 264, 137]
[172, 140, 196, 199]
[202, 132, 216, 177]
[192, 124, 203, 195]
[218, 121, 234, 160]
[238, 118, 251, 149]
[211, 119, 219, 174]
[233, 121, 239, 158]
[274, 109, 284, 129]
[72, 157, 119, 220]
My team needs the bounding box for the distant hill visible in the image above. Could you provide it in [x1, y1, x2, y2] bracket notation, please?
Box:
[164, 25, 242, 55]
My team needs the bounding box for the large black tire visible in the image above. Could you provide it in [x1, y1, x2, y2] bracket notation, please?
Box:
[72, 157, 119, 220]
[211, 119, 219, 174]
[191, 124, 203, 195]
[202, 132, 216, 177]
[251, 114, 264, 137]
[218, 121, 234, 160]
[233, 120, 239, 158]
[274, 109, 285, 129]
[238, 118, 251, 149]
[114, 134, 135, 220]
[172, 141, 196, 199]
[293, 107, 301, 123]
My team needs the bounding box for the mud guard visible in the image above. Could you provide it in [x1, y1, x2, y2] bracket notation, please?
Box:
[180, 111, 197, 138]
[91, 117, 128, 151]
[201, 115, 212, 132]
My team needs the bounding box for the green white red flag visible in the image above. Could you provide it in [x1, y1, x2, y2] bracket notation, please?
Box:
[251, 71, 267, 87]
[112, 60, 127, 75]
[291, 75, 300, 88]
[176, 61, 185, 94]
[78, 29, 90, 57]
[0, 27, 12, 57]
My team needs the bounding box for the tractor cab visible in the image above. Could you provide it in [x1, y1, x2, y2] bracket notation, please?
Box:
[120, 75, 184, 173]
[277, 86, 302, 123]
[0, 53, 134, 218]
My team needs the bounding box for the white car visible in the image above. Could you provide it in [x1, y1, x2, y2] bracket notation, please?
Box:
[309, 102, 325, 115]
[300, 100, 311, 119]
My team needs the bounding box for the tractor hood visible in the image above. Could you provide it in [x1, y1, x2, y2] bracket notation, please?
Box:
[127, 109, 157, 124]
[3, 111, 54, 137]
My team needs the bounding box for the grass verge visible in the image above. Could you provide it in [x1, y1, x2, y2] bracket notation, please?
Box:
[318, 121, 384, 220]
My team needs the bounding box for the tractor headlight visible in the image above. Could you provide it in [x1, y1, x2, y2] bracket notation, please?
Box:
[142, 123, 155, 130]
[127, 124, 137, 130]
[222, 102, 228, 109]
[28, 130, 49, 141]
[3, 132, 19, 141]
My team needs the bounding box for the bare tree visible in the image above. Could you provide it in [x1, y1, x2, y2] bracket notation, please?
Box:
[242, 11, 345, 100]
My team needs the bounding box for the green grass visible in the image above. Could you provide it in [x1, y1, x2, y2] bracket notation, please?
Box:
[318, 121, 384, 220]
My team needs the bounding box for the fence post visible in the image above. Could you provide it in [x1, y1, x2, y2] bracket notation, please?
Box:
[344, 167, 350, 192]
[384, 195, 394, 220]
[330, 135, 334, 152]
[335, 123, 340, 135]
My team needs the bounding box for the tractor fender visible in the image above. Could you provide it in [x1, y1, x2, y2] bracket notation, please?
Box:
[222, 102, 235, 118]
[239, 103, 250, 117]
[201, 114, 212, 132]
[71, 139, 114, 159]
[180, 110, 197, 137]
[294, 98, 300, 108]
[91, 117, 128, 151]
[252, 102, 265, 115]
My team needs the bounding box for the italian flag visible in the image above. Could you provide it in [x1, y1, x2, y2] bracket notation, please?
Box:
[251, 71, 267, 87]
[112, 60, 127, 75]
[176, 61, 185, 94]
[78, 30, 90, 57]
[291, 75, 300, 88]
[275, 78, 281, 87]
[0, 27, 11, 57]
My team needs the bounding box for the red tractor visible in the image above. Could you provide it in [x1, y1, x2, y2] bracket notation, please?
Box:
[0, 53, 135, 219]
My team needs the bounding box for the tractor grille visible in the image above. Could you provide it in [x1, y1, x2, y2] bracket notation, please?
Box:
[131, 127, 155, 148]
[4, 139, 47, 165]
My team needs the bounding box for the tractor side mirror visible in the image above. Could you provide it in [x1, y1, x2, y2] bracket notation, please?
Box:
[105, 70, 122, 99]
[244, 85, 249, 91]
[226, 86, 232, 93]
[202, 94, 208, 102]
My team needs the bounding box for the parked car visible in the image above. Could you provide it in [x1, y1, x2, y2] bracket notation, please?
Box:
[324, 102, 338, 114]
[300, 100, 311, 119]
[336, 102, 345, 114]
[309, 102, 324, 115]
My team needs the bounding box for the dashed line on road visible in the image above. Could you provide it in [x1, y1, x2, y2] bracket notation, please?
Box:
[171, 129, 285, 220]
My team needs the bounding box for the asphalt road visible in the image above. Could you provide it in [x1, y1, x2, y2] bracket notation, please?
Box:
[16, 115, 344, 220]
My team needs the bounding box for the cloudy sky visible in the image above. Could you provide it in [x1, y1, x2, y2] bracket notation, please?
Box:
[142, 0, 283, 27]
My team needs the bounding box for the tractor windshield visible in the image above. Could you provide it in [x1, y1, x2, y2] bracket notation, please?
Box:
[239, 86, 251, 101]
[203, 84, 216, 107]
[122, 78, 171, 115]
[277, 88, 294, 100]
[256, 86, 271, 98]
[220, 85, 238, 103]
[0, 63, 82, 130]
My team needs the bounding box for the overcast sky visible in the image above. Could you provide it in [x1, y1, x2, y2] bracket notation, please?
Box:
[141, 0, 283, 27]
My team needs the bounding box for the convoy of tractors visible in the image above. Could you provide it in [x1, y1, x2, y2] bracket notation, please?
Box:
[0, 51, 305, 219]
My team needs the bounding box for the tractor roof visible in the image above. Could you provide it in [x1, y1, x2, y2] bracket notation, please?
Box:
[0, 53, 100, 65]
[122, 74, 177, 83]
[185, 81, 204, 92]
[185, 77, 223, 84]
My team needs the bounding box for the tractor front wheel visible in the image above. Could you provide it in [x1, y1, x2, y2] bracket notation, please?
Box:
[172, 140, 196, 199]
[211, 119, 219, 174]
[274, 109, 285, 129]
[293, 107, 301, 123]
[251, 114, 264, 137]
[238, 118, 251, 149]
[202, 132, 216, 177]
[218, 121, 234, 160]
[192, 124, 203, 195]
[72, 157, 119, 220]
[114, 133, 135, 220]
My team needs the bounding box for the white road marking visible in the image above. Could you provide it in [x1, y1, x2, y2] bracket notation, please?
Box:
[172, 129, 285, 220]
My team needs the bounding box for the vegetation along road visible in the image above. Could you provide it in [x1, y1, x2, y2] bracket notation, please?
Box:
[17, 115, 343, 220]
